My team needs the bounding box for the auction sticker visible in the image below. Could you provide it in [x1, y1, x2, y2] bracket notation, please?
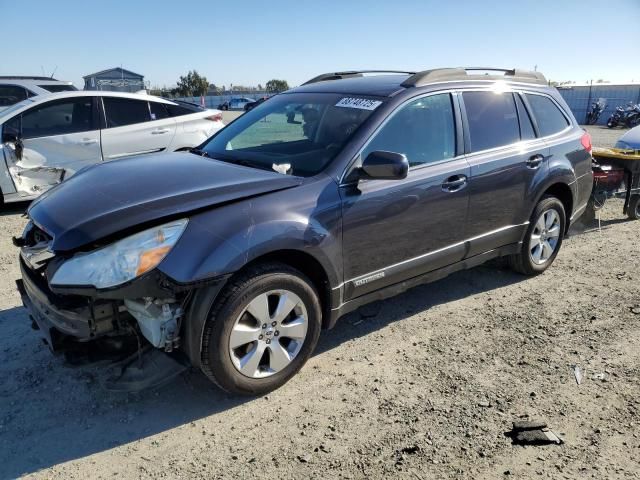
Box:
[335, 97, 382, 110]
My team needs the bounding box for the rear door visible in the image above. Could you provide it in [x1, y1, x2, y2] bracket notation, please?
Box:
[340, 92, 470, 300]
[100, 97, 176, 160]
[461, 90, 550, 257]
[1, 96, 101, 196]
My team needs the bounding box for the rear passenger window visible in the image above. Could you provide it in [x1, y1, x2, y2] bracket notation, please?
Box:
[515, 94, 536, 140]
[463, 91, 520, 152]
[362, 93, 455, 168]
[524, 94, 569, 137]
[103, 98, 150, 128]
[149, 101, 170, 120]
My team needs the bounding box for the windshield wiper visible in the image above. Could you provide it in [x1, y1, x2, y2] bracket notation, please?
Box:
[218, 157, 271, 171]
[190, 147, 209, 158]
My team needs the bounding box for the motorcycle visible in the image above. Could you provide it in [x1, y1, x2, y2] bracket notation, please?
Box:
[607, 102, 640, 128]
[586, 98, 607, 125]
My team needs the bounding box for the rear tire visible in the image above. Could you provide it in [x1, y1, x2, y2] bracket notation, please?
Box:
[200, 262, 322, 395]
[627, 195, 640, 220]
[509, 196, 566, 275]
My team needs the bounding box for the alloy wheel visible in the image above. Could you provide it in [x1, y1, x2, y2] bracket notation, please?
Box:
[529, 209, 561, 265]
[229, 290, 308, 378]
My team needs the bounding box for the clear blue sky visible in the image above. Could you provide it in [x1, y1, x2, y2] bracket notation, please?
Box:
[2, 0, 639, 89]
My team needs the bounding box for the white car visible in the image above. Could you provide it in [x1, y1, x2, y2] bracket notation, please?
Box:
[0, 76, 77, 111]
[0, 91, 224, 203]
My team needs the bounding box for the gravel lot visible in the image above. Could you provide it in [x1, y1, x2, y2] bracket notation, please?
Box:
[1, 125, 638, 479]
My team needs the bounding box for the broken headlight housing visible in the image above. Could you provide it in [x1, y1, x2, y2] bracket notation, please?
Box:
[51, 219, 188, 289]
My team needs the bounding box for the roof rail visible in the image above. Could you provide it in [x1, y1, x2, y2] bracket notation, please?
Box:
[302, 70, 415, 85]
[0, 76, 60, 81]
[401, 67, 547, 87]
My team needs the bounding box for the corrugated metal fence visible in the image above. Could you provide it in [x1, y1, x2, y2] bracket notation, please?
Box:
[557, 84, 640, 126]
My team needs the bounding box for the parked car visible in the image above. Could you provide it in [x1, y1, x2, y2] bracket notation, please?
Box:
[614, 124, 640, 150]
[15, 68, 592, 395]
[0, 91, 223, 202]
[218, 97, 254, 111]
[0, 76, 77, 112]
[244, 96, 270, 111]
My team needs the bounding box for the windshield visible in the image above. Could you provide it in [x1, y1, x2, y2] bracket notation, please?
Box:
[200, 93, 383, 176]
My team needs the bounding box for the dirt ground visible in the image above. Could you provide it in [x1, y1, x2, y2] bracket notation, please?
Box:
[1, 126, 639, 480]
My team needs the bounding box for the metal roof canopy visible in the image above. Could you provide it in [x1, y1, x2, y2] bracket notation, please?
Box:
[83, 67, 144, 79]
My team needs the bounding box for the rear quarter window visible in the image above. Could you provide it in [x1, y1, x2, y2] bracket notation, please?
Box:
[525, 94, 570, 137]
[38, 84, 77, 93]
[166, 103, 201, 117]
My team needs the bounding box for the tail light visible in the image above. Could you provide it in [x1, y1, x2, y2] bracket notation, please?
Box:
[206, 113, 223, 122]
[581, 131, 592, 155]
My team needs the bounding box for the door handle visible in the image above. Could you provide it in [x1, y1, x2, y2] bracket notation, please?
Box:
[441, 174, 468, 192]
[526, 154, 544, 169]
[152, 128, 170, 134]
[80, 138, 98, 145]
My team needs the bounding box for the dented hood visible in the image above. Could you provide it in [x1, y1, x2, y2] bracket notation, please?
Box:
[28, 152, 303, 252]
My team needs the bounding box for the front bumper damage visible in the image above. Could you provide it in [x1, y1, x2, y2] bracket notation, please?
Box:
[17, 258, 128, 352]
[16, 251, 225, 390]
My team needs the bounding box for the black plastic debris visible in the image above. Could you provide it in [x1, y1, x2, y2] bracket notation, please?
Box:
[506, 420, 563, 446]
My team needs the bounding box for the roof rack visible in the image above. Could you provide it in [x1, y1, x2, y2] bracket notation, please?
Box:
[302, 70, 415, 85]
[0, 76, 60, 81]
[401, 67, 547, 87]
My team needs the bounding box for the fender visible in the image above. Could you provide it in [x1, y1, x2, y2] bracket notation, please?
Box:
[158, 175, 343, 289]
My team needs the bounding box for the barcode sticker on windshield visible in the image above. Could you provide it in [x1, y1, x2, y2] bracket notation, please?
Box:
[335, 98, 382, 110]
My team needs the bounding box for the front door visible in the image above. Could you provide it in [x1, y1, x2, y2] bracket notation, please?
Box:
[1, 96, 101, 197]
[340, 93, 470, 301]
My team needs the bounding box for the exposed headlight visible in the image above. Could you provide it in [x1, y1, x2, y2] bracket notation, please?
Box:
[51, 219, 188, 289]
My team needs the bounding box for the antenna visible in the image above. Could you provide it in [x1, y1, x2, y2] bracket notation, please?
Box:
[50, 65, 58, 79]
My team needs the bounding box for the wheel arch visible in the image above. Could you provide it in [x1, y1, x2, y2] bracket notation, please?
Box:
[232, 249, 333, 329]
[535, 181, 574, 233]
[182, 248, 335, 368]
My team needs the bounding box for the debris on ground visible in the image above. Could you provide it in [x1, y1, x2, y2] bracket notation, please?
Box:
[507, 420, 563, 446]
[573, 365, 583, 385]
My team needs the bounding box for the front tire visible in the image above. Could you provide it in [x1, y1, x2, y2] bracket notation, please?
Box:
[509, 196, 566, 275]
[200, 262, 322, 395]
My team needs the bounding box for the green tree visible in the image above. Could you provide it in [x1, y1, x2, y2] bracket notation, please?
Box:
[265, 79, 289, 93]
[176, 70, 209, 96]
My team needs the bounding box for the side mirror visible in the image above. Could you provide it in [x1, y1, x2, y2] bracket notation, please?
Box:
[360, 151, 409, 181]
[2, 132, 23, 160]
[2, 131, 18, 144]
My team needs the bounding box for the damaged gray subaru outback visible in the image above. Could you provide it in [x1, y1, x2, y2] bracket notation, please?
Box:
[15, 68, 593, 395]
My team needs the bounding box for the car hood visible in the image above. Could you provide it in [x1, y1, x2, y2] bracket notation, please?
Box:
[617, 125, 640, 149]
[28, 152, 303, 252]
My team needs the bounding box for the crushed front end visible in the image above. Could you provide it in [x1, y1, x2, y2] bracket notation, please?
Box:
[15, 219, 197, 388]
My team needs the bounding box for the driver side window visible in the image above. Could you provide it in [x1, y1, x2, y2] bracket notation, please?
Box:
[362, 93, 455, 168]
